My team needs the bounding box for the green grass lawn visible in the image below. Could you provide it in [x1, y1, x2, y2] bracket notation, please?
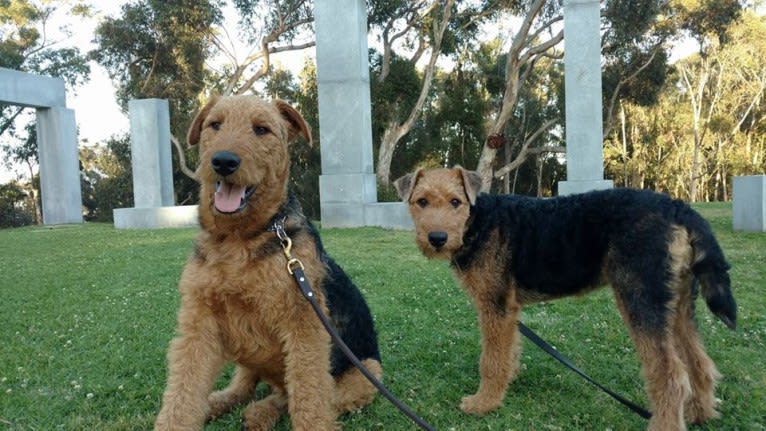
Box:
[0, 203, 764, 430]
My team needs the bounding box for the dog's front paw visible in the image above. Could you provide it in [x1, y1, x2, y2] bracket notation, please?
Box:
[207, 390, 234, 421]
[459, 393, 502, 415]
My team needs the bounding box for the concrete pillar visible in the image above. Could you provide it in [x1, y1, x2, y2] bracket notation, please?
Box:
[558, 0, 613, 195]
[114, 98, 198, 229]
[36, 107, 83, 224]
[315, 0, 378, 227]
[128, 99, 174, 208]
[733, 175, 766, 232]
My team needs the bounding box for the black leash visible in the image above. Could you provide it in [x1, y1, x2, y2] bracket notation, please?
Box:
[274, 222, 437, 431]
[273, 219, 649, 427]
[518, 322, 652, 419]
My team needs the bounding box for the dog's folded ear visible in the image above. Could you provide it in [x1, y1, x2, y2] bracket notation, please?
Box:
[394, 169, 423, 202]
[455, 166, 482, 205]
[275, 100, 312, 146]
[187, 95, 220, 146]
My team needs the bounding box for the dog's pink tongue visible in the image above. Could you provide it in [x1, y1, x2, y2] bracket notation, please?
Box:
[215, 183, 246, 213]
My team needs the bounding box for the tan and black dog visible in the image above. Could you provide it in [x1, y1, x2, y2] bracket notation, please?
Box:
[155, 95, 382, 431]
[395, 166, 736, 431]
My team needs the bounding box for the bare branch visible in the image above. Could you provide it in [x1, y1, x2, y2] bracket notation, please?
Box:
[493, 118, 558, 178]
[377, 2, 433, 83]
[170, 135, 199, 181]
[603, 47, 659, 137]
[409, 33, 426, 65]
[0, 107, 26, 136]
[509, 0, 548, 60]
[520, 29, 563, 64]
[269, 41, 316, 54]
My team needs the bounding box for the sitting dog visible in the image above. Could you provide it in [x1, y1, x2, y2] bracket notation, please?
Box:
[155, 95, 382, 431]
[394, 166, 736, 431]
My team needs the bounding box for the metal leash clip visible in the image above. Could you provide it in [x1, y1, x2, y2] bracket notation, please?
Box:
[274, 219, 305, 275]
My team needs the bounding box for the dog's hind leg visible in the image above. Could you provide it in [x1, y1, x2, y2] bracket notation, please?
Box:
[671, 277, 721, 424]
[333, 359, 382, 415]
[612, 288, 691, 431]
[242, 388, 288, 431]
[207, 365, 259, 421]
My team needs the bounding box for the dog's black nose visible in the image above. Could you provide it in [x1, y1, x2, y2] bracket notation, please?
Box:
[211, 151, 241, 176]
[428, 231, 448, 248]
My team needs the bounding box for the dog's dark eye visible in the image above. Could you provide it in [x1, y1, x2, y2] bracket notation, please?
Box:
[253, 126, 269, 136]
[450, 198, 461, 208]
[210, 121, 222, 131]
[416, 198, 428, 208]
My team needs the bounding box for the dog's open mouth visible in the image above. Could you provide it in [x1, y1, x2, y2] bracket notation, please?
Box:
[214, 181, 256, 214]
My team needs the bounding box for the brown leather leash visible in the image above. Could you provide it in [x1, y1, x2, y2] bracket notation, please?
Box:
[273, 220, 437, 431]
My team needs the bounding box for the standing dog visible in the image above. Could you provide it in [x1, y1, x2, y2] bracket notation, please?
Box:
[155, 95, 382, 431]
[394, 166, 736, 431]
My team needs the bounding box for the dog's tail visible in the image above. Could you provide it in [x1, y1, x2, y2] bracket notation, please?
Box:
[675, 202, 737, 330]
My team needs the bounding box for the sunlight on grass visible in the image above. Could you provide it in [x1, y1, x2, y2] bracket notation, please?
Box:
[0, 204, 763, 430]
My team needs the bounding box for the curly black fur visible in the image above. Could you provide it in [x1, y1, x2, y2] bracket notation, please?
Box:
[453, 188, 736, 331]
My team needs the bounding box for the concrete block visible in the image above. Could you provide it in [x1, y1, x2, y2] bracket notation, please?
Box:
[320, 203, 367, 228]
[114, 205, 199, 229]
[319, 173, 377, 204]
[0, 67, 66, 108]
[128, 99, 174, 208]
[314, 0, 369, 82]
[36, 107, 83, 224]
[320, 202, 413, 229]
[364, 202, 413, 230]
[733, 175, 766, 232]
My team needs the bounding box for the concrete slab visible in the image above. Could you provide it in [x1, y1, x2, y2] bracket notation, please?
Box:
[320, 202, 413, 230]
[364, 202, 413, 230]
[733, 175, 766, 232]
[0, 67, 66, 108]
[113, 205, 199, 229]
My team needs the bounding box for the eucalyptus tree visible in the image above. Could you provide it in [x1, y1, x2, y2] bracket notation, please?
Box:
[1, 0, 91, 136]
[92, 0, 221, 198]
[603, 4, 756, 202]
[671, 0, 741, 201]
[472, 0, 744, 192]
[369, 0, 453, 185]
[675, 7, 763, 201]
[222, 0, 314, 95]
[91, 0, 315, 202]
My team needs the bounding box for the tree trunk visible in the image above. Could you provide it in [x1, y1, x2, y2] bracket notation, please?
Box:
[474, 0, 563, 191]
[377, 125, 405, 185]
[690, 127, 701, 202]
[375, 0, 455, 184]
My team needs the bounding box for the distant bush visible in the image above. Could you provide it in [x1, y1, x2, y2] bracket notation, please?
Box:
[0, 181, 35, 228]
